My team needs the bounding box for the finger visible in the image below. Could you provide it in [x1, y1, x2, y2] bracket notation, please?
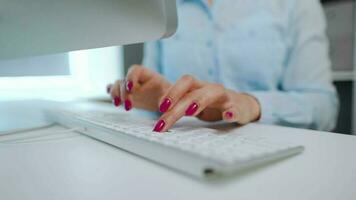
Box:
[222, 107, 249, 124]
[153, 98, 188, 133]
[184, 84, 226, 117]
[110, 80, 122, 107]
[106, 84, 113, 94]
[120, 79, 133, 111]
[153, 84, 225, 132]
[125, 65, 156, 93]
[221, 93, 258, 124]
[158, 74, 202, 113]
[196, 108, 223, 122]
[121, 65, 157, 111]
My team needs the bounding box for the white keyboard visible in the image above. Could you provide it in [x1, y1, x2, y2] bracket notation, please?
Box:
[49, 109, 304, 178]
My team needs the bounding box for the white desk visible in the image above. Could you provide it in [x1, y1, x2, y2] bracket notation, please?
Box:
[0, 101, 356, 200]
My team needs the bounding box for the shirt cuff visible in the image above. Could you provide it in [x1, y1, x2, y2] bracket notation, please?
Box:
[247, 91, 276, 124]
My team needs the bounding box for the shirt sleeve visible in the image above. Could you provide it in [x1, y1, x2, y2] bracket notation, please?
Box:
[142, 41, 162, 73]
[250, 0, 339, 131]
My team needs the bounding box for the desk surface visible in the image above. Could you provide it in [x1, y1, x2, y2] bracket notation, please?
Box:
[0, 101, 356, 200]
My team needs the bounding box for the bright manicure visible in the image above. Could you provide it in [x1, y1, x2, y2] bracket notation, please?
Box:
[153, 120, 166, 132]
[124, 99, 132, 111]
[159, 98, 171, 113]
[185, 102, 199, 116]
[225, 111, 234, 119]
[126, 80, 133, 92]
[113, 97, 121, 107]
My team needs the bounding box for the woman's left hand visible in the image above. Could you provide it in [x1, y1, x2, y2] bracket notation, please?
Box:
[153, 74, 261, 132]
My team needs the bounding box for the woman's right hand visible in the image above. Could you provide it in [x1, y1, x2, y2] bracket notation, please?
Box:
[108, 65, 171, 112]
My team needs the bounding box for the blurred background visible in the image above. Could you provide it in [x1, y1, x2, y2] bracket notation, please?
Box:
[0, 0, 354, 134]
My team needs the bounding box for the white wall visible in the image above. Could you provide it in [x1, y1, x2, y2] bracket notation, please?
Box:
[0, 53, 70, 76]
[0, 46, 123, 101]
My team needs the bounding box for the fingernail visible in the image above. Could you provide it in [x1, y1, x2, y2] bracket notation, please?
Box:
[126, 81, 133, 92]
[106, 84, 112, 94]
[112, 97, 121, 107]
[185, 102, 199, 116]
[159, 98, 171, 113]
[153, 120, 166, 132]
[225, 111, 234, 119]
[124, 99, 132, 111]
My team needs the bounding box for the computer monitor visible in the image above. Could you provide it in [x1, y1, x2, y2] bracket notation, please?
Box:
[0, 0, 177, 60]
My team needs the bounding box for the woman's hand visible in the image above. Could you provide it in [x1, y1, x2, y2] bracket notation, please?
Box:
[108, 66, 261, 133]
[153, 75, 261, 132]
[108, 65, 171, 111]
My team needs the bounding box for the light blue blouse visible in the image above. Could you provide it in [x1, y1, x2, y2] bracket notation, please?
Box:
[143, 0, 339, 131]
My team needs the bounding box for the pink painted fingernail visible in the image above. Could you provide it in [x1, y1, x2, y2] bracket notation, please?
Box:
[112, 97, 121, 107]
[159, 98, 171, 113]
[106, 84, 112, 94]
[225, 111, 234, 119]
[126, 81, 133, 92]
[124, 99, 132, 111]
[185, 102, 199, 116]
[153, 120, 166, 133]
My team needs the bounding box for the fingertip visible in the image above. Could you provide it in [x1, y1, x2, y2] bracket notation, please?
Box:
[106, 84, 113, 94]
[111, 80, 122, 98]
[223, 111, 235, 122]
[126, 80, 133, 92]
[185, 102, 199, 116]
[225, 111, 234, 119]
[112, 96, 121, 107]
[124, 99, 132, 111]
[159, 98, 172, 113]
[153, 119, 166, 133]
[119, 80, 128, 102]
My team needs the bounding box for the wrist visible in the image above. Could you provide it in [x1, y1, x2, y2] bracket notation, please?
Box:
[245, 93, 261, 122]
[241, 93, 261, 122]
